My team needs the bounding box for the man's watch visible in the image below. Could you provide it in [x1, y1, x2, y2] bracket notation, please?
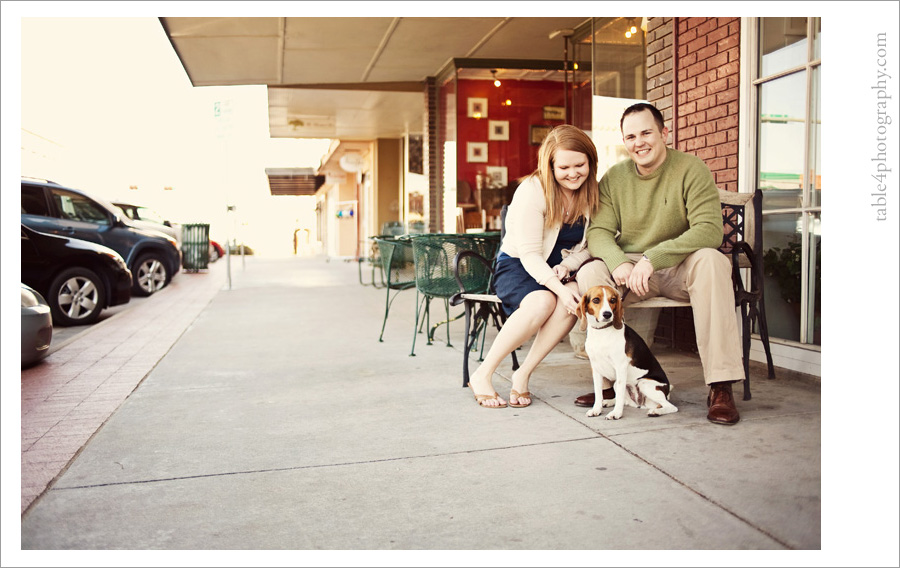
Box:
[641, 254, 651, 263]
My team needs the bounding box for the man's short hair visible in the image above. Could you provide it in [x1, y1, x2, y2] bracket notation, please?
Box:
[620, 102, 666, 132]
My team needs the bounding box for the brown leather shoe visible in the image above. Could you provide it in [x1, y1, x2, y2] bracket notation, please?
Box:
[574, 388, 615, 407]
[707, 381, 741, 425]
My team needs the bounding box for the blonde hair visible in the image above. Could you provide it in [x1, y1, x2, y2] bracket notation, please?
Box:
[531, 125, 600, 228]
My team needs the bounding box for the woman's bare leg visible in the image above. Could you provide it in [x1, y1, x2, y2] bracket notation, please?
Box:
[467, 290, 556, 407]
[509, 282, 579, 405]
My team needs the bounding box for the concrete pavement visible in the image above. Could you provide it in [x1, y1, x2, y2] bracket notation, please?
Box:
[19, 254, 822, 555]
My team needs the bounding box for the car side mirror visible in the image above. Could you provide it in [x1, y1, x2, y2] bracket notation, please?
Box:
[163, 220, 172, 227]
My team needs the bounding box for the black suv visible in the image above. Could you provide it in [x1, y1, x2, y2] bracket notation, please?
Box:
[21, 178, 181, 296]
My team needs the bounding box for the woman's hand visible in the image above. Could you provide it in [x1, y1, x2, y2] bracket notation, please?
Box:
[552, 264, 570, 281]
[611, 263, 634, 288]
[557, 282, 582, 316]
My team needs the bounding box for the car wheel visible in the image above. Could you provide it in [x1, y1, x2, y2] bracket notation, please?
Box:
[133, 252, 169, 296]
[208, 244, 220, 262]
[48, 267, 106, 326]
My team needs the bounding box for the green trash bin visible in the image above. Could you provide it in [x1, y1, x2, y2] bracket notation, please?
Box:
[181, 223, 210, 271]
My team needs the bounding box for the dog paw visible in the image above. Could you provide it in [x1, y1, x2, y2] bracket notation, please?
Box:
[648, 406, 677, 417]
[605, 412, 622, 420]
[585, 408, 602, 418]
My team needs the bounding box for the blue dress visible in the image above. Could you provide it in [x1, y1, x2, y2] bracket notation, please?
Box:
[493, 218, 585, 316]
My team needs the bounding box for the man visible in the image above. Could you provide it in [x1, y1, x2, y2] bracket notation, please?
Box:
[575, 102, 745, 425]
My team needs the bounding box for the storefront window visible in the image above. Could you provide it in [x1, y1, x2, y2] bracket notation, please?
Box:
[760, 17, 808, 77]
[758, 71, 806, 209]
[756, 17, 821, 346]
[589, 17, 646, 100]
[587, 17, 647, 176]
[761, 212, 804, 342]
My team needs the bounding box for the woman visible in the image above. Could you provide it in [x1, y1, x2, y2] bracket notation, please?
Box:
[469, 125, 601, 408]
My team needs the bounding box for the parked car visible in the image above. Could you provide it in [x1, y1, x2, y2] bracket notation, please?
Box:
[21, 224, 133, 326]
[21, 177, 180, 296]
[209, 240, 225, 262]
[112, 202, 182, 245]
[21, 283, 53, 367]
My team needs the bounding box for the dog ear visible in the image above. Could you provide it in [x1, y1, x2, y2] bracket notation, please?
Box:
[613, 289, 624, 330]
[576, 293, 588, 332]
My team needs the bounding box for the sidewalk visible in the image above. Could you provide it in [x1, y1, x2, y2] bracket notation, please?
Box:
[20, 255, 821, 553]
[20, 261, 227, 512]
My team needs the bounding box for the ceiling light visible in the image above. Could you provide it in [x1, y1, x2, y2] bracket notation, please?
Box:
[491, 69, 501, 87]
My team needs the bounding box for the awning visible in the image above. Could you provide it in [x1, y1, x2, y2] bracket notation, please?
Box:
[265, 168, 325, 196]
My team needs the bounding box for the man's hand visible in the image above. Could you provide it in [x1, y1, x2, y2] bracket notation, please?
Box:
[627, 256, 654, 296]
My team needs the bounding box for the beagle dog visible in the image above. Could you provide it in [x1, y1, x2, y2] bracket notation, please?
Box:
[576, 285, 678, 420]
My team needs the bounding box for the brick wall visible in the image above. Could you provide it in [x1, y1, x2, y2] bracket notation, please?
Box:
[675, 17, 741, 192]
[646, 18, 675, 144]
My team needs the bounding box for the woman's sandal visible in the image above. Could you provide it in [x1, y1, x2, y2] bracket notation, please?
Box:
[470, 385, 507, 408]
[508, 389, 532, 408]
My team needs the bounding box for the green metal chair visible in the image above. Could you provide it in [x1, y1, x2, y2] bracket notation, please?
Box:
[408, 233, 500, 356]
[373, 236, 417, 343]
[358, 222, 408, 289]
[358, 238, 384, 288]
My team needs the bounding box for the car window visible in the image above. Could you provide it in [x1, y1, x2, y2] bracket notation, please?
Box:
[136, 206, 167, 224]
[50, 189, 111, 225]
[117, 205, 137, 220]
[21, 185, 51, 216]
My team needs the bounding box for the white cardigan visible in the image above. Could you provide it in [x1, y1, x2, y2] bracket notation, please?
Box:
[498, 175, 592, 286]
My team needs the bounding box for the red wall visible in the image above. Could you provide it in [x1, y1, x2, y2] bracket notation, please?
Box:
[456, 78, 567, 195]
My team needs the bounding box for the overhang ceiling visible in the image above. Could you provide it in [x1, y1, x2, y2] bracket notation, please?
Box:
[159, 17, 591, 140]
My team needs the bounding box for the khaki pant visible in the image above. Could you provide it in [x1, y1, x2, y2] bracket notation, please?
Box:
[575, 250, 744, 385]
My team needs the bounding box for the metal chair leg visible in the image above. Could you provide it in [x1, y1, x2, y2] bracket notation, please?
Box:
[740, 301, 752, 401]
[754, 297, 777, 380]
[462, 300, 475, 387]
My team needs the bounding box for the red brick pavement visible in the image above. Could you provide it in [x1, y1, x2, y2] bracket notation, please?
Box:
[20, 263, 227, 514]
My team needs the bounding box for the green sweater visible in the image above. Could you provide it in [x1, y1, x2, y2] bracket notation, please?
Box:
[586, 148, 723, 271]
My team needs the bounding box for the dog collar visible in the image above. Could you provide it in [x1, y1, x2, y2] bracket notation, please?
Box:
[590, 322, 614, 330]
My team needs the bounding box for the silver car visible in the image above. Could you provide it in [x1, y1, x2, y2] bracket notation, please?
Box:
[113, 202, 182, 246]
[21, 283, 53, 367]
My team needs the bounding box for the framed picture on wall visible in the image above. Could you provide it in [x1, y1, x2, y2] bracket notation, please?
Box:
[543, 106, 566, 120]
[530, 125, 552, 146]
[407, 134, 423, 175]
[467, 97, 488, 118]
[485, 166, 508, 188]
[488, 120, 509, 141]
[466, 142, 488, 163]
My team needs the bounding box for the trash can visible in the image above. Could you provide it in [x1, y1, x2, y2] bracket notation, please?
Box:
[181, 223, 210, 271]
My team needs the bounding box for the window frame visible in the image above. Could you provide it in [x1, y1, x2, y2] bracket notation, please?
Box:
[749, 17, 822, 347]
